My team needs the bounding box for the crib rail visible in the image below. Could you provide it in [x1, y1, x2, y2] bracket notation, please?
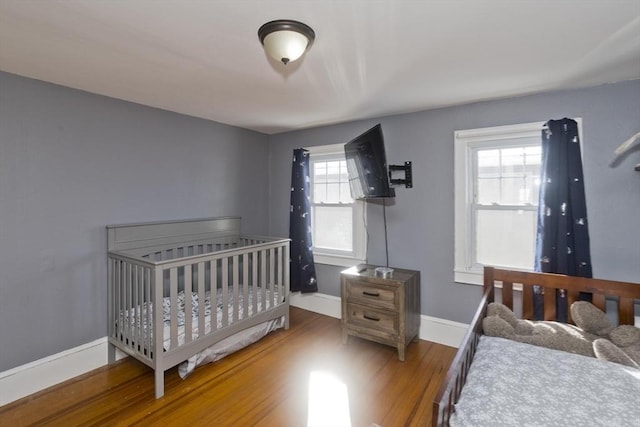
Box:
[107, 236, 290, 370]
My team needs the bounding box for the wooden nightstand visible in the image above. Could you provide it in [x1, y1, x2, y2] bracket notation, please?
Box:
[341, 265, 420, 361]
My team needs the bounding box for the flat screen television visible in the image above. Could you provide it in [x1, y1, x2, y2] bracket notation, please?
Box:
[343, 124, 395, 199]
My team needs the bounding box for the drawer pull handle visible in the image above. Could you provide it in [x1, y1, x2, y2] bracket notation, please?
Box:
[363, 314, 380, 322]
[362, 291, 380, 297]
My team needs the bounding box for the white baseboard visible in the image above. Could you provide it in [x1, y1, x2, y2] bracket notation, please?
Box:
[1, 294, 467, 407]
[290, 292, 468, 348]
[0, 338, 127, 407]
[418, 315, 468, 348]
[290, 292, 342, 319]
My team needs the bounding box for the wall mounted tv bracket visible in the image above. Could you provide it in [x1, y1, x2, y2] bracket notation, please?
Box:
[388, 161, 413, 188]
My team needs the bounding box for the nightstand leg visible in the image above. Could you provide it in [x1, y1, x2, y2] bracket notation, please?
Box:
[342, 330, 350, 345]
[397, 345, 405, 362]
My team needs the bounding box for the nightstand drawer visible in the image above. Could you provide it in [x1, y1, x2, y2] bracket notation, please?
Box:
[345, 303, 398, 336]
[346, 280, 398, 310]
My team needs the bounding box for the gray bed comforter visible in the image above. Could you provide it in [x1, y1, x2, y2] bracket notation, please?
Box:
[451, 336, 640, 427]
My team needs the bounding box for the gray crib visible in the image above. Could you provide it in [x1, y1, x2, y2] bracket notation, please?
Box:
[106, 217, 290, 398]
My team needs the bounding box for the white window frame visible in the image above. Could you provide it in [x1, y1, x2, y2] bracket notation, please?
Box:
[454, 119, 583, 285]
[307, 144, 367, 267]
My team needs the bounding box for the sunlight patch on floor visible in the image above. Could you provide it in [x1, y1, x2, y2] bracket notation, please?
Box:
[307, 370, 351, 427]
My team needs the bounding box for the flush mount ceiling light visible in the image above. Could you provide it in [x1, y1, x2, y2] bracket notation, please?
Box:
[258, 20, 315, 65]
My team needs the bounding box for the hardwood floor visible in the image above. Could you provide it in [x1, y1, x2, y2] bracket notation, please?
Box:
[0, 307, 456, 427]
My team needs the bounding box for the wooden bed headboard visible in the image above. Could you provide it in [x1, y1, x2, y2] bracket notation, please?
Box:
[106, 216, 241, 252]
[485, 266, 640, 325]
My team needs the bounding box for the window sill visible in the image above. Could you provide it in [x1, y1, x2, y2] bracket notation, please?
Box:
[455, 267, 534, 289]
[454, 269, 483, 286]
[313, 253, 365, 268]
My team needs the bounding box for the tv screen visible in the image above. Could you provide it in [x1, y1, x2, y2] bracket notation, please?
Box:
[344, 124, 395, 199]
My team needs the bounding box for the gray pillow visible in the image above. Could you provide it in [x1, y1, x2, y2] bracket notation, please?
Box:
[486, 302, 519, 328]
[570, 301, 614, 336]
[593, 338, 639, 368]
[609, 325, 640, 347]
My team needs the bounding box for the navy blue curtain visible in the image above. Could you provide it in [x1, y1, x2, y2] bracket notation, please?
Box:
[289, 149, 318, 293]
[534, 118, 592, 321]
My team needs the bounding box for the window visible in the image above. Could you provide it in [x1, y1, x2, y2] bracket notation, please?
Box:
[307, 144, 367, 266]
[454, 120, 581, 285]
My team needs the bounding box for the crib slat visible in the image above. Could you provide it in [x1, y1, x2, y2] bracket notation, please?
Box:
[277, 246, 283, 304]
[129, 263, 135, 349]
[283, 242, 290, 328]
[243, 252, 249, 319]
[269, 248, 275, 308]
[222, 259, 229, 327]
[125, 262, 132, 347]
[119, 261, 125, 343]
[233, 255, 239, 322]
[135, 265, 142, 352]
[261, 249, 267, 311]
[252, 250, 258, 315]
[184, 265, 193, 344]
[211, 260, 217, 332]
[169, 268, 178, 350]
[107, 259, 113, 339]
[152, 267, 163, 363]
[113, 260, 120, 339]
[197, 262, 205, 337]
[146, 268, 152, 357]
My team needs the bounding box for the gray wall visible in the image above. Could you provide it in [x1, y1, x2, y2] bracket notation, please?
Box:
[2, 70, 638, 373]
[0, 71, 271, 372]
[268, 80, 640, 325]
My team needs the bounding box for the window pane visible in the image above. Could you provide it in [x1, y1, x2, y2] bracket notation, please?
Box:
[326, 161, 340, 181]
[501, 177, 525, 204]
[314, 184, 327, 203]
[477, 150, 500, 176]
[475, 209, 536, 269]
[314, 163, 327, 183]
[313, 206, 353, 251]
[477, 178, 500, 204]
[339, 161, 349, 181]
[340, 183, 352, 203]
[475, 145, 541, 206]
[326, 183, 340, 202]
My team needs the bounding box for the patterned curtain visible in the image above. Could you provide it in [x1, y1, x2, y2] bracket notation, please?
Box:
[534, 118, 592, 321]
[289, 149, 318, 293]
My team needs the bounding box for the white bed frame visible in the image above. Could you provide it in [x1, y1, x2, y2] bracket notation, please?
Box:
[106, 217, 290, 398]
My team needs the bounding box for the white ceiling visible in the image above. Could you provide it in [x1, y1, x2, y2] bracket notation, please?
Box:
[1, 1, 639, 134]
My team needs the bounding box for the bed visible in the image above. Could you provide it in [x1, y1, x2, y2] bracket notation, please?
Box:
[433, 266, 640, 427]
[106, 217, 290, 398]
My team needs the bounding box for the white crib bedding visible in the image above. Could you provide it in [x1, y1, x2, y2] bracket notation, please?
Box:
[450, 336, 640, 427]
[119, 286, 284, 377]
[178, 316, 283, 378]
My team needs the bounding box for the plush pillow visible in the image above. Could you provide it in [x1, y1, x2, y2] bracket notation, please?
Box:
[609, 324, 640, 347]
[483, 315, 516, 338]
[514, 319, 535, 336]
[486, 302, 519, 328]
[606, 325, 640, 367]
[570, 301, 614, 336]
[593, 338, 639, 369]
[483, 302, 597, 357]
